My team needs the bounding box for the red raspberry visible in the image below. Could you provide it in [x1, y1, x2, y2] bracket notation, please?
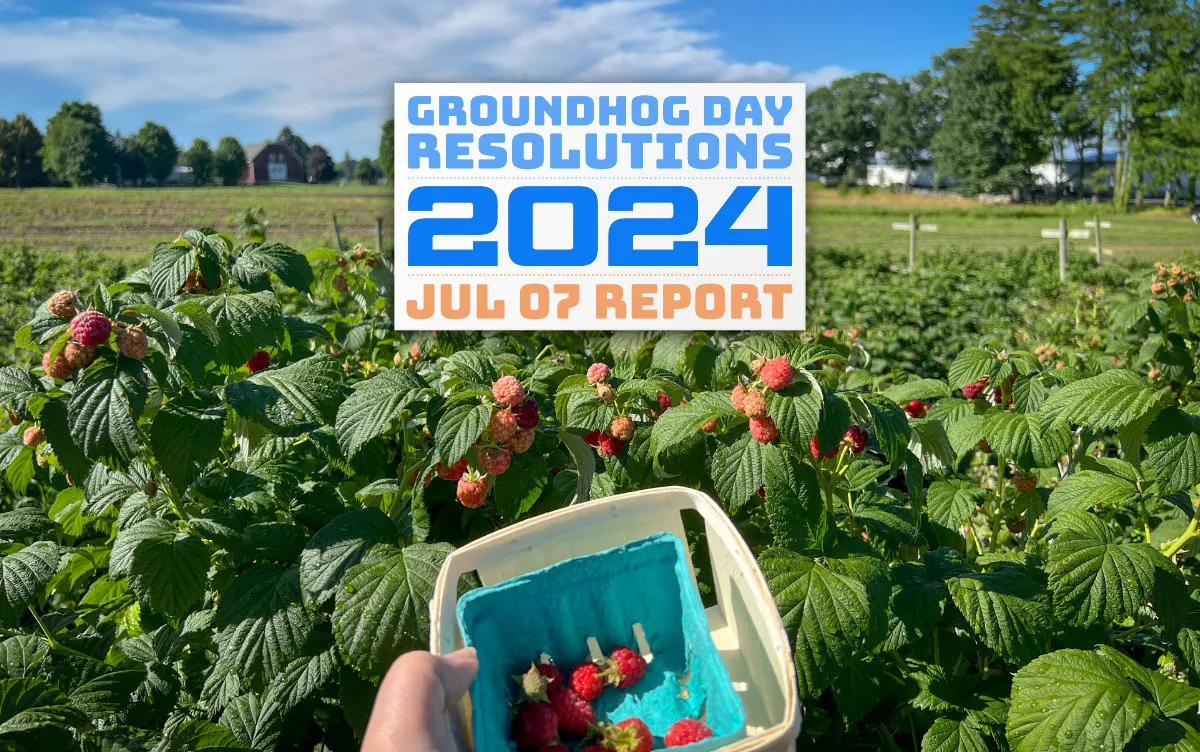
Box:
[597, 434, 625, 456]
[962, 380, 987, 400]
[480, 446, 511, 476]
[844, 425, 868, 454]
[456, 474, 489, 508]
[42, 350, 73, 381]
[570, 662, 606, 702]
[657, 393, 672, 412]
[749, 356, 766, 375]
[62, 342, 97, 370]
[587, 362, 611, 384]
[610, 416, 636, 441]
[823, 328, 836, 337]
[601, 718, 652, 752]
[702, 418, 719, 432]
[22, 426, 44, 447]
[47, 290, 78, 318]
[742, 391, 768, 420]
[759, 357, 793, 391]
[605, 646, 646, 689]
[904, 400, 927, 419]
[492, 375, 525, 408]
[546, 747, 571, 752]
[409, 343, 420, 360]
[507, 428, 535, 454]
[756, 487, 766, 499]
[117, 327, 149, 360]
[749, 417, 779, 443]
[515, 662, 562, 702]
[550, 688, 595, 735]
[68, 311, 112, 346]
[246, 350, 271, 373]
[516, 399, 540, 429]
[582, 430, 602, 446]
[1013, 473, 1037, 494]
[731, 384, 748, 413]
[436, 458, 468, 481]
[489, 409, 519, 443]
[809, 436, 837, 460]
[665, 718, 714, 747]
[581, 747, 608, 752]
[535, 663, 563, 694]
[512, 702, 558, 748]
[596, 383, 616, 404]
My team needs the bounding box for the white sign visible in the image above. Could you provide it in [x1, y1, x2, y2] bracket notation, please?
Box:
[393, 83, 806, 330]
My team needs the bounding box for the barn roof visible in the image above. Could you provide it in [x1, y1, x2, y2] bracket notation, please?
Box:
[243, 142, 303, 163]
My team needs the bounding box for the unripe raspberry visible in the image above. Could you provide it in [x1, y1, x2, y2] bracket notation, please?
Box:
[904, 400, 927, 419]
[731, 383, 748, 413]
[479, 447, 512, 476]
[610, 416, 636, 441]
[336, 256, 347, 267]
[409, 343, 420, 360]
[393, 351, 404, 366]
[7, 411, 19, 426]
[492, 375, 525, 408]
[22, 426, 44, 447]
[507, 428, 535, 454]
[759, 357, 793, 390]
[332, 274, 349, 293]
[702, 418, 719, 432]
[42, 350, 73, 380]
[587, 362, 611, 384]
[749, 417, 779, 443]
[436, 458, 468, 481]
[47, 290, 78, 318]
[117, 327, 149, 360]
[456, 473, 489, 508]
[68, 311, 112, 346]
[749, 356, 766, 376]
[1013, 473, 1037, 494]
[809, 436, 837, 460]
[844, 425, 868, 454]
[352, 245, 367, 260]
[62, 342, 97, 370]
[596, 383, 616, 404]
[488, 409, 519, 443]
[365, 256, 379, 269]
[515, 399, 540, 429]
[742, 391, 768, 420]
[597, 433, 625, 456]
[246, 350, 271, 374]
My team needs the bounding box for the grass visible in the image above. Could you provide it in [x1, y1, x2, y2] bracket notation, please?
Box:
[1, 183, 1198, 260]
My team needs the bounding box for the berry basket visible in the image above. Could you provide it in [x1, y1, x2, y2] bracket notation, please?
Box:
[430, 486, 801, 751]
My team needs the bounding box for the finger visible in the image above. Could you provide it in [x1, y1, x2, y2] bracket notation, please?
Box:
[435, 647, 479, 707]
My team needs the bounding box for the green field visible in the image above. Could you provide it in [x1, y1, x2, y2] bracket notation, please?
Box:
[2, 184, 1199, 258]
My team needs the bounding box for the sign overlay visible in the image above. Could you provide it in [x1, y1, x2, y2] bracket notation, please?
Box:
[394, 83, 805, 330]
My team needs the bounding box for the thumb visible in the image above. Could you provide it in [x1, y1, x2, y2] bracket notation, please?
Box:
[435, 647, 479, 708]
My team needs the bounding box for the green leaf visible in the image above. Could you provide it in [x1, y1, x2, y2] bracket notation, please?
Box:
[68, 360, 148, 462]
[203, 292, 283, 366]
[49, 486, 89, 537]
[948, 348, 998, 390]
[947, 561, 1051, 665]
[262, 644, 339, 715]
[890, 562, 947, 644]
[650, 391, 739, 460]
[0, 543, 60, 623]
[855, 503, 923, 546]
[556, 431, 596, 505]
[0, 677, 84, 749]
[908, 419, 956, 475]
[493, 451, 548, 521]
[220, 692, 283, 751]
[299, 508, 398, 608]
[765, 372, 823, 448]
[69, 669, 145, 718]
[434, 402, 492, 466]
[710, 433, 772, 513]
[1146, 407, 1200, 496]
[440, 351, 497, 389]
[1048, 469, 1142, 517]
[1040, 370, 1167, 430]
[0, 368, 42, 416]
[1007, 648, 1155, 752]
[927, 480, 985, 540]
[762, 448, 827, 554]
[126, 528, 210, 618]
[884, 379, 952, 403]
[225, 355, 346, 430]
[214, 565, 313, 684]
[151, 393, 226, 491]
[82, 463, 141, 516]
[161, 717, 251, 751]
[922, 717, 990, 752]
[336, 369, 430, 457]
[983, 411, 1071, 469]
[0, 510, 57, 542]
[334, 543, 453, 680]
[149, 242, 198, 299]
[235, 243, 314, 291]
[861, 394, 910, 465]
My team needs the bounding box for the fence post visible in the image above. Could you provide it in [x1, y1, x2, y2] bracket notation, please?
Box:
[331, 214, 343, 252]
[1059, 217, 1068, 282]
[376, 217, 385, 257]
[1094, 214, 1103, 265]
[909, 213, 918, 270]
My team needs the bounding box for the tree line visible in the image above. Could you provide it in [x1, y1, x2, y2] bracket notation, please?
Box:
[0, 102, 384, 188]
[811, 0, 1200, 204]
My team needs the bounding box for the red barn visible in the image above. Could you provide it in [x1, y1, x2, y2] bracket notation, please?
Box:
[241, 143, 304, 184]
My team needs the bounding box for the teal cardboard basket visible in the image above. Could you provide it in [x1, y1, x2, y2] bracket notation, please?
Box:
[456, 532, 747, 751]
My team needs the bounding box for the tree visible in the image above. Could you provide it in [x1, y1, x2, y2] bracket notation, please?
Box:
[306, 144, 335, 183]
[134, 122, 178, 185]
[183, 138, 214, 185]
[380, 120, 395, 184]
[355, 158, 378, 185]
[275, 126, 309, 164]
[806, 73, 897, 183]
[879, 70, 940, 189]
[40, 101, 113, 186]
[114, 132, 146, 185]
[214, 136, 245, 186]
[340, 150, 355, 181]
[0, 114, 45, 188]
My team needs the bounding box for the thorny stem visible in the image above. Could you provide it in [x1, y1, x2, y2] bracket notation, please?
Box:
[1163, 516, 1200, 559]
[29, 608, 97, 663]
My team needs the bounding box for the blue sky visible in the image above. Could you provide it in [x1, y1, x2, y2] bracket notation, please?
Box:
[0, 0, 976, 157]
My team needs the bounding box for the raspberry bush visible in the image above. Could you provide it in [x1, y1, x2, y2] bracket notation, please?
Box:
[1, 229, 1200, 751]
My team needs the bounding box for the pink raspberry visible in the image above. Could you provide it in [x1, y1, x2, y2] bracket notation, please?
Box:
[749, 356, 766, 375]
[409, 343, 420, 360]
[117, 327, 149, 360]
[749, 417, 779, 443]
[507, 428, 535, 454]
[436, 458, 468, 481]
[759, 357, 793, 391]
[68, 311, 112, 346]
[610, 416, 635, 441]
[702, 418, 719, 432]
[962, 380, 987, 400]
[597, 434, 625, 456]
[22, 426, 44, 447]
[488, 409, 519, 443]
[742, 390, 768, 420]
[46, 290, 78, 319]
[456, 474, 489, 508]
[62, 342, 97, 370]
[246, 350, 271, 373]
[42, 350, 73, 381]
[479, 446, 511, 476]
[844, 425, 868, 454]
[731, 383, 748, 413]
[586, 362, 611, 384]
[492, 375, 525, 408]
[515, 399, 540, 429]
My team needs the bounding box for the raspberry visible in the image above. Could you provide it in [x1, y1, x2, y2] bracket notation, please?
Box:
[570, 662, 606, 702]
[657, 393, 672, 411]
[749, 417, 779, 443]
[480, 446, 511, 476]
[512, 702, 558, 748]
[515, 662, 562, 702]
[117, 327, 149, 360]
[7, 411, 19, 426]
[610, 416, 636, 441]
[600, 718, 652, 752]
[489, 409, 519, 443]
[352, 246, 367, 261]
[742, 391, 768, 420]
[759, 357, 793, 390]
[393, 352, 404, 367]
[456, 474, 489, 508]
[844, 425, 868, 454]
[587, 362, 611, 384]
[582, 430, 602, 446]
[246, 350, 271, 373]
[1013, 473, 1037, 494]
[550, 688, 595, 735]
[365, 256, 379, 269]
[409, 343, 420, 360]
[605, 646, 646, 689]
[597, 434, 625, 456]
[702, 418, 719, 432]
[731, 384, 748, 413]
[978, 439, 993, 453]
[962, 380, 987, 400]
[516, 399, 540, 429]
[436, 458, 468, 481]
[47, 290, 78, 318]
[756, 487, 766, 499]
[332, 274, 349, 292]
[750, 356, 766, 375]
[22, 426, 44, 447]
[809, 436, 837, 460]
[596, 383, 616, 404]
[68, 311, 112, 346]
[336, 256, 347, 267]
[1008, 519, 1028, 534]
[42, 350, 73, 381]
[492, 375, 525, 408]
[665, 718, 714, 747]
[62, 342, 97, 370]
[904, 400, 927, 419]
[507, 428, 535, 454]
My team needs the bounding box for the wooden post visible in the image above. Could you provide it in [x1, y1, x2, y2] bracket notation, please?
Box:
[376, 217, 385, 256]
[908, 213, 918, 270]
[1093, 214, 1103, 265]
[1059, 217, 1068, 282]
[331, 213, 343, 252]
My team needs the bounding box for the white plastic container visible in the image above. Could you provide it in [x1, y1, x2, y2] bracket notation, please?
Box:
[429, 486, 802, 751]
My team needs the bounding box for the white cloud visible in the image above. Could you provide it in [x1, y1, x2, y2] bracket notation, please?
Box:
[0, 0, 852, 151]
[794, 65, 854, 89]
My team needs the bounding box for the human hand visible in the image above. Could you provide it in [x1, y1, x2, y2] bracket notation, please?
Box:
[361, 648, 479, 752]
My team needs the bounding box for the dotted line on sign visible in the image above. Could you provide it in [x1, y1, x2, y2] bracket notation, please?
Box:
[405, 273, 795, 277]
[402, 176, 797, 180]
